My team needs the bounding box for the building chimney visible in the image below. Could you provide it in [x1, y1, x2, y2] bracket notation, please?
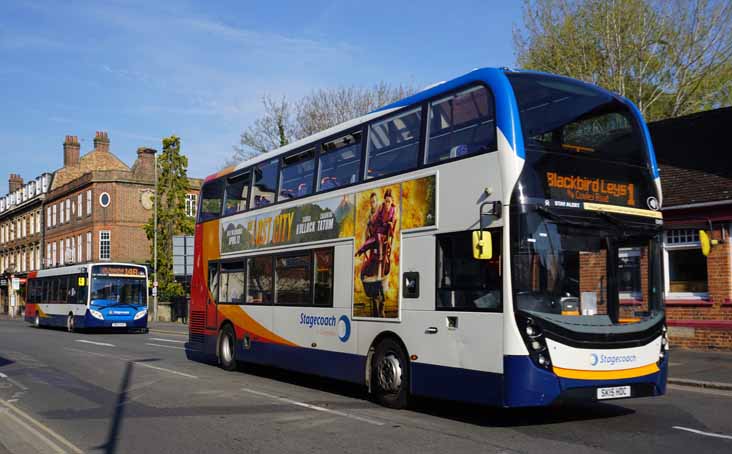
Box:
[133, 147, 157, 177]
[8, 174, 23, 193]
[93, 131, 110, 153]
[63, 135, 80, 167]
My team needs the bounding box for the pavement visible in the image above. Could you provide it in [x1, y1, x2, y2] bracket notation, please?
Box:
[0, 319, 730, 453]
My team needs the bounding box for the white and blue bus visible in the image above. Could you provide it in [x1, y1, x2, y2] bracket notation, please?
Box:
[189, 67, 667, 408]
[25, 263, 149, 332]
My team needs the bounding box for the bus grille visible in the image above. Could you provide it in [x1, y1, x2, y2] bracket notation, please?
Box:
[189, 311, 205, 343]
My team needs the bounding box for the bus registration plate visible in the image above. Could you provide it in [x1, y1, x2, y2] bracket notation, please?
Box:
[597, 386, 631, 400]
[112, 322, 127, 327]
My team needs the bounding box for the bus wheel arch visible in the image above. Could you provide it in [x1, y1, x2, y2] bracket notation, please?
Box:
[217, 320, 237, 371]
[366, 332, 410, 409]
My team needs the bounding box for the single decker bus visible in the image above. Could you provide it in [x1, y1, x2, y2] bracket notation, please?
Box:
[189, 67, 667, 408]
[25, 262, 149, 332]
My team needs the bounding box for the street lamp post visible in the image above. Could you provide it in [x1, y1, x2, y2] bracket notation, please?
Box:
[153, 152, 158, 322]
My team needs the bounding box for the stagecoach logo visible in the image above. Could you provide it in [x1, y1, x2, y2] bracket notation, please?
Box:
[590, 353, 638, 367]
[298, 313, 351, 343]
[109, 310, 130, 315]
[646, 196, 660, 211]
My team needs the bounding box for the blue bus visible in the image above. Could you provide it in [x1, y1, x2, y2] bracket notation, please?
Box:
[26, 262, 149, 332]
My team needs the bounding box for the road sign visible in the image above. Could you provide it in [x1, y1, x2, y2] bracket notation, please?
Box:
[153, 281, 158, 287]
[11, 278, 20, 290]
[152, 287, 158, 297]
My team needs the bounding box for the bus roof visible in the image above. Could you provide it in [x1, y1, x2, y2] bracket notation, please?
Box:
[31, 262, 147, 278]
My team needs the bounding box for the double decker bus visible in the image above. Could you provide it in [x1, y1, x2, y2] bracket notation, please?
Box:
[189, 67, 667, 408]
[25, 263, 149, 332]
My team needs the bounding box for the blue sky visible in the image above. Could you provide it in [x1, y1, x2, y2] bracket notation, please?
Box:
[0, 0, 522, 182]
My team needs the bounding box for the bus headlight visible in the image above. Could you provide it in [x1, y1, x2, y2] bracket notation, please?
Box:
[519, 317, 552, 370]
[89, 309, 104, 320]
[134, 309, 148, 320]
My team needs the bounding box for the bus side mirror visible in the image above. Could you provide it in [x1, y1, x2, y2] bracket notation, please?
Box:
[699, 230, 718, 257]
[472, 231, 493, 260]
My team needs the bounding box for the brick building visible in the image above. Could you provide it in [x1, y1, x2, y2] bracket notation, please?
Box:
[44, 132, 202, 269]
[649, 106, 732, 350]
[0, 172, 53, 315]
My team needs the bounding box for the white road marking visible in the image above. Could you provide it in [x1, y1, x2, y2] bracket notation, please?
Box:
[0, 372, 29, 391]
[133, 362, 198, 379]
[75, 339, 115, 347]
[0, 398, 84, 453]
[668, 384, 732, 398]
[64, 347, 198, 379]
[673, 426, 732, 440]
[149, 337, 186, 344]
[146, 342, 191, 350]
[241, 388, 384, 426]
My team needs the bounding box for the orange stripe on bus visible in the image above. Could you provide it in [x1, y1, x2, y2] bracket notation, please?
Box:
[552, 363, 659, 380]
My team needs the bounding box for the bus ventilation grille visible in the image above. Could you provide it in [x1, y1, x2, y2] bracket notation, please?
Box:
[189, 311, 205, 343]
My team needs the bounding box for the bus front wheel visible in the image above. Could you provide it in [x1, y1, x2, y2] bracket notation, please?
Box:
[66, 314, 75, 333]
[372, 338, 409, 409]
[218, 324, 237, 371]
[34, 312, 40, 328]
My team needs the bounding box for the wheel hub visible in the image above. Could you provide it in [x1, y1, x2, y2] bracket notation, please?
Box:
[221, 335, 233, 363]
[377, 353, 402, 393]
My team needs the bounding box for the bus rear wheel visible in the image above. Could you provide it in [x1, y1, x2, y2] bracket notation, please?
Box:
[218, 324, 237, 371]
[34, 312, 40, 328]
[371, 338, 409, 409]
[66, 314, 75, 333]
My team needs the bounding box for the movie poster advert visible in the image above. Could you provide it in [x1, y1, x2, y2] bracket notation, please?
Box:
[353, 184, 402, 319]
[545, 171, 637, 207]
[220, 195, 355, 253]
[401, 175, 436, 230]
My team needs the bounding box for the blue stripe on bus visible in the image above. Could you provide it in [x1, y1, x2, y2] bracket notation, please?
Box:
[502, 355, 668, 407]
[622, 98, 660, 179]
[372, 68, 525, 158]
[30, 312, 147, 329]
[410, 362, 503, 405]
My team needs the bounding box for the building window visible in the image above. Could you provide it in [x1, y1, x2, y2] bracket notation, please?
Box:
[86, 232, 92, 262]
[99, 192, 111, 208]
[77, 194, 82, 218]
[47, 244, 52, 268]
[664, 228, 708, 295]
[53, 204, 57, 226]
[47, 207, 52, 229]
[87, 190, 92, 216]
[29, 249, 34, 271]
[36, 245, 41, 270]
[66, 199, 71, 221]
[77, 234, 82, 263]
[99, 231, 111, 260]
[51, 242, 57, 267]
[58, 240, 64, 266]
[60, 202, 65, 224]
[36, 210, 40, 233]
[185, 193, 198, 218]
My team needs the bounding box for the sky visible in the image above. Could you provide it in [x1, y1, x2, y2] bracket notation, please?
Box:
[0, 0, 523, 183]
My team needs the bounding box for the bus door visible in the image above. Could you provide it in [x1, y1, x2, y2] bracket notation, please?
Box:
[403, 231, 504, 396]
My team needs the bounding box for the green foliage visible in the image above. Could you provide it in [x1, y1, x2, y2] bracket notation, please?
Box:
[514, 0, 732, 121]
[144, 136, 194, 301]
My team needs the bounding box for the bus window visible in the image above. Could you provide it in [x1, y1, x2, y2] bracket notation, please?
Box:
[426, 86, 496, 164]
[318, 132, 362, 191]
[279, 149, 315, 201]
[247, 256, 273, 304]
[199, 179, 225, 222]
[59, 277, 68, 305]
[224, 172, 250, 216]
[76, 276, 88, 305]
[365, 108, 422, 179]
[42, 279, 49, 304]
[275, 253, 312, 305]
[51, 278, 59, 303]
[208, 263, 220, 303]
[252, 159, 279, 208]
[219, 261, 245, 304]
[313, 249, 334, 307]
[436, 230, 502, 311]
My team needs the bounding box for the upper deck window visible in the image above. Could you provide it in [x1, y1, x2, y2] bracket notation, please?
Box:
[507, 73, 646, 167]
[318, 132, 362, 191]
[280, 149, 315, 201]
[426, 86, 496, 164]
[252, 158, 279, 208]
[224, 171, 250, 216]
[199, 179, 224, 222]
[365, 108, 421, 179]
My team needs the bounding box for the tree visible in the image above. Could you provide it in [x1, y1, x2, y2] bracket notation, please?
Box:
[229, 82, 416, 164]
[514, 0, 732, 121]
[144, 136, 194, 301]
